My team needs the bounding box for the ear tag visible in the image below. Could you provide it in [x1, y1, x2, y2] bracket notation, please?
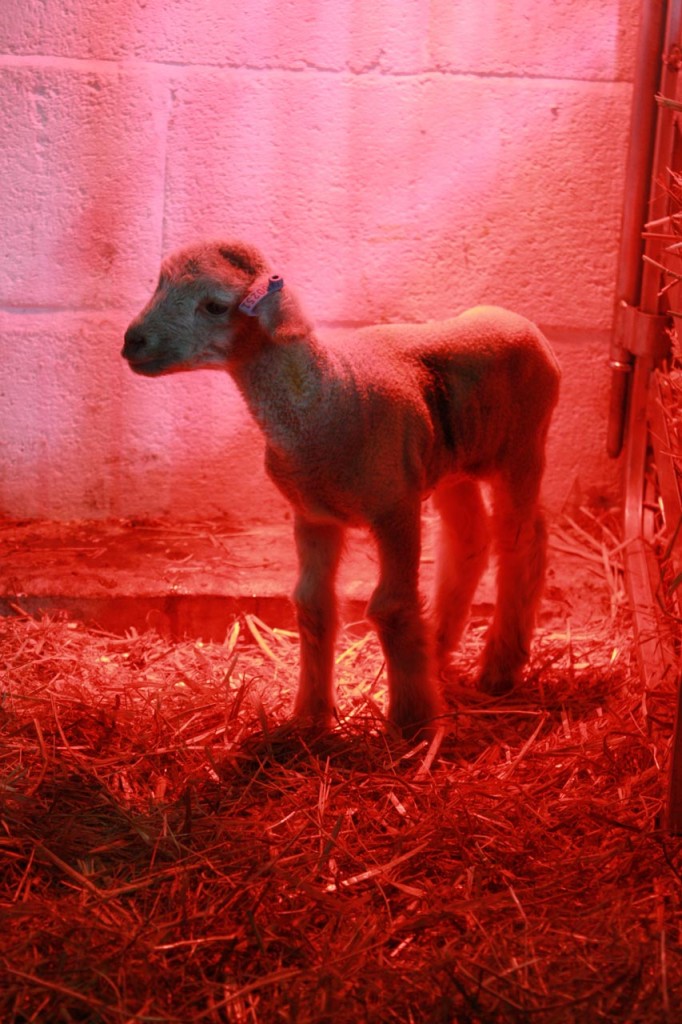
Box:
[239, 275, 284, 316]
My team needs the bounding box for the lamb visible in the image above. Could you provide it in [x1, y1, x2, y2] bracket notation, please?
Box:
[122, 240, 561, 738]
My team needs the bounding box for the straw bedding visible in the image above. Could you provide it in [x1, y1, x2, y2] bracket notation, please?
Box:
[1, 518, 681, 1023]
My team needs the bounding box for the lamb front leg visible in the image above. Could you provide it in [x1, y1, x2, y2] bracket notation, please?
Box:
[292, 514, 345, 729]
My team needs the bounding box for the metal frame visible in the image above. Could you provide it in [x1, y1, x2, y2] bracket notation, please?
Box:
[610, 0, 682, 831]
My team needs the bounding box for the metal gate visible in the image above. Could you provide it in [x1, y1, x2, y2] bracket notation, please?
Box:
[609, 0, 682, 831]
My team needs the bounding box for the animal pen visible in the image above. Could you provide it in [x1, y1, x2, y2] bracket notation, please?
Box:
[3, 1, 682, 1022]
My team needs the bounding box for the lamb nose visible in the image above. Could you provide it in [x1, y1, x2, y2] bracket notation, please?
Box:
[122, 325, 148, 359]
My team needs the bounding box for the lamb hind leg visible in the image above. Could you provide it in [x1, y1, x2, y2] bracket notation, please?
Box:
[479, 461, 547, 696]
[368, 505, 443, 738]
[432, 476, 491, 673]
[292, 515, 345, 729]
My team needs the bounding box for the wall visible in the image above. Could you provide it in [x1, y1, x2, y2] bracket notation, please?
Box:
[0, 0, 639, 522]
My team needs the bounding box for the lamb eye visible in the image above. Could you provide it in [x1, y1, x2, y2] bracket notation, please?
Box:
[203, 300, 230, 316]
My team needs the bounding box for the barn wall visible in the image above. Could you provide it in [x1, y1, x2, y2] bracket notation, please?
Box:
[0, 0, 639, 521]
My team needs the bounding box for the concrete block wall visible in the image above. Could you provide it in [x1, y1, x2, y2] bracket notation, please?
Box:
[0, 0, 640, 522]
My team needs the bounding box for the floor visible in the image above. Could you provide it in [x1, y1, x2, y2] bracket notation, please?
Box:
[0, 513, 617, 641]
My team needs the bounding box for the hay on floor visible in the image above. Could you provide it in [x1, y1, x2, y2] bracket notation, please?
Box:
[1, 520, 681, 1023]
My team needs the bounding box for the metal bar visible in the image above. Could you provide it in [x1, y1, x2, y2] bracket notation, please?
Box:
[649, 372, 682, 541]
[622, 354, 669, 694]
[620, 0, 682, 832]
[648, 373, 682, 831]
[607, 0, 668, 458]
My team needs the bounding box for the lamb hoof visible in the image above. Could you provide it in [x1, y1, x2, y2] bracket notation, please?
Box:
[477, 668, 518, 697]
[291, 705, 336, 736]
[242, 713, 335, 762]
[388, 698, 444, 743]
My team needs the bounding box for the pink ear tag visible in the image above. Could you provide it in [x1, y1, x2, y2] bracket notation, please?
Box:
[239, 275, 284, 316]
